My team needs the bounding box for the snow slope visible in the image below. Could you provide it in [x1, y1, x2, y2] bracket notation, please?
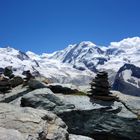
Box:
[47, 41, 107, 72]
[99, 37, 140, 71]
[0, 47, 94, 85]
[0, 47, 39, 76]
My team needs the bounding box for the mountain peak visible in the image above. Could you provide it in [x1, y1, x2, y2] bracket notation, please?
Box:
[0, 46, 20, 55]
[78, 41, 96, 47]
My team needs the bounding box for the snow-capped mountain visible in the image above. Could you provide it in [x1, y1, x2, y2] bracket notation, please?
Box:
[0, 47, 94, 86]
[0, 37, 140, 89]
[0, 47, 39, 76]
[48, 41, 107, 72]
[48, 37, 140, 72]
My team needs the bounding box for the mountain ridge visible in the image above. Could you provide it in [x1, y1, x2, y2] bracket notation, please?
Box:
[48, 37, 140, 72]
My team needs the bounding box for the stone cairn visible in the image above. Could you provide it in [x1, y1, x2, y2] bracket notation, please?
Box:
[90, 71, 110, 96]
[0, 76, 11, 92]
[0, 66, 24, 93]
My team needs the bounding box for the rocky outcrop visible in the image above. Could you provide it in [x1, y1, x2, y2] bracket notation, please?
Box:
[19, 87, 140, 140]
[0, 103, 68, 140]
[113, 63, 140, 96]
[112, 90, 140, 116]
[58, 104, 140, 140]
[56, 94, 140, 140]
[21, 88, 75, 113]
[0, 78, 139, 140]
[9, 76, 23, 87]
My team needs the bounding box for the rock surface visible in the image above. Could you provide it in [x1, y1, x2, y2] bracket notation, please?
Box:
[0, 103, 68, 140]
[0, 80, 139, 140]
[56, 94, 140, 140]
[21, 88, 75, 113]
[69, 134, 94, 140]
[28, 79, 47, 89]
[0, 85, 31, 103]
[112, 90, 140, 116]
[19, 87, 140, 140]
[0, 127, 24, 140]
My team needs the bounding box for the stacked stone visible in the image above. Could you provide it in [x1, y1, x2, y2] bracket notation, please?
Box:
[90, 71, 110, 96]
[0, 76, 11, 92]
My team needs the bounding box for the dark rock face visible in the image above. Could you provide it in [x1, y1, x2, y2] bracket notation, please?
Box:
[96, 57, 107, 65]
[84, 61, 98, 72]
[58, 107, 140, 140]
[17, 51, 30, 61]
[113, 63, 140, 96]
[73, 65, 86, 71]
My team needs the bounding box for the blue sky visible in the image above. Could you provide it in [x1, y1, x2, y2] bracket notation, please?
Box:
[0, 0, 140, 54]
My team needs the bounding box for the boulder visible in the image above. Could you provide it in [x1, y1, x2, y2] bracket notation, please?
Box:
[28, 79, 47, 89]
[48, 83, 79, 94]
[21, 88, 75, 113]
[4, 66, 14, 79]
[9, 76, 23, 87]
[0, 103, 68, 140]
